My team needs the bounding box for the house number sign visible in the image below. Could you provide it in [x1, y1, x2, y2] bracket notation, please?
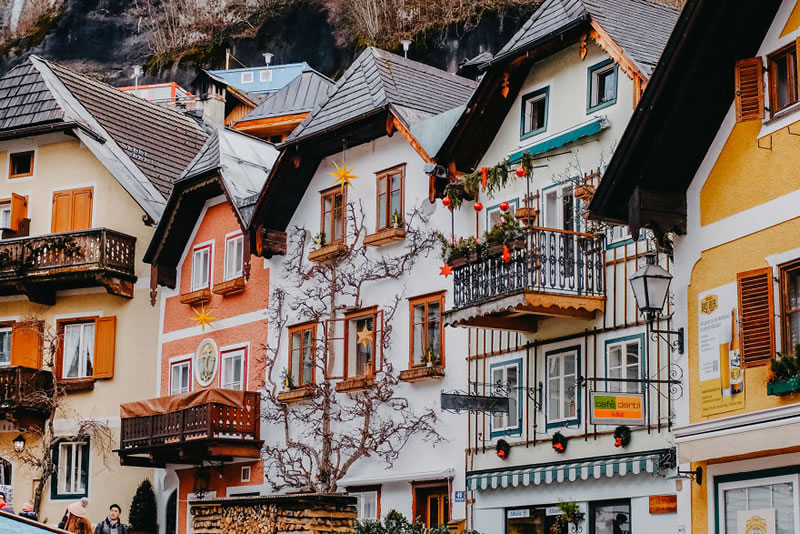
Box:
[195, 338, 219, 386]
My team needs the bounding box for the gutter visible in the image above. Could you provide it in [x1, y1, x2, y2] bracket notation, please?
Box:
[484, 16, 590, 69]
[0, 121, 105, 143]
[280, 106, 389, 150]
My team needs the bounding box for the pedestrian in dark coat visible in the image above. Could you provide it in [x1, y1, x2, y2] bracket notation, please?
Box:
[94, 504, 127, 534]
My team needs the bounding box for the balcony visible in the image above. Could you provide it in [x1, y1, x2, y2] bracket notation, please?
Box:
[444, 227, 605, 332]
[0, 366, 55, 429]
[0, 228, 137, 304]
[118, 390, 262, 468]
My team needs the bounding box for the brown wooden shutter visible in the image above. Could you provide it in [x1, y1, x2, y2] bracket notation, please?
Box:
[737, 267, 775, 366]
[51, 190, 72, 233]
[71, 187, 93, 231]
[93, 316, 116, 379]
[735, 57, 765, 122]
[9, 193, 26, 232]
[11, 321, 43, 369]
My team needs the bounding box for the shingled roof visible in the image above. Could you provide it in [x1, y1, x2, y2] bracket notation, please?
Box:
[238, 68, 334, 123]
[492, 0, 680, 77]
[0, 61, 63, 130]
[286, 47, 478, 143]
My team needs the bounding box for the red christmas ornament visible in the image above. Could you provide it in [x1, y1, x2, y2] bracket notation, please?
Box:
[442, 196, 451, 207]
[502, 245, 510, 263]
[474, 202, 483, 212]
[499, 201, 510, 212]
[480, 167, 488, 190]
[614, 437, 623, 448]
[497, 449, 505, 459]
[516, 167, 526, 178]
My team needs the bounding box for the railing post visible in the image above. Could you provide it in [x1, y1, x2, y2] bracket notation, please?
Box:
[99, 229, 107, 268]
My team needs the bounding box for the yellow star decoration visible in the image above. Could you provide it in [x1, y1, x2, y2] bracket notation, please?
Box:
[356, 324, 374, 348]
[329, 161, 357, 191]
[191, 304, 217, 332]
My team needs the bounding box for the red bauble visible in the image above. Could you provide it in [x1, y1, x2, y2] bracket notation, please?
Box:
[442, 197, 451, 207]
[516, 167, 526, 178]
[499, 201, 510, 212]
[474, 202, 483, 212]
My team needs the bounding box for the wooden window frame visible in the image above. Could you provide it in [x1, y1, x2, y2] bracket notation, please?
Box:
[780, 259, 800, 352]
[411, 481, 450, 529]
[408, 292, 445, 369]
[344, 307, 378, 378]
[0, 323, 11, 367]
[220, 345, 248, 391]
[191, 243, 213, 291]
[375, 164, 405, 231]
[9, 151, 34, 179]
[768, 43, 799, 116]
[320, 186, 347, 245]
[288, 322, 317, 386]
[224, 232, 244, 281]
[169, 357, 192, 395]
[56, 316, 115, 382]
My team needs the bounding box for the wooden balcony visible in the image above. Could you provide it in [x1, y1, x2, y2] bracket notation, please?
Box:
[0, 366, 55, 429]
[444, 227, 605, 333]
[118, 391, 262, 468]
[0, 228, 137, 305]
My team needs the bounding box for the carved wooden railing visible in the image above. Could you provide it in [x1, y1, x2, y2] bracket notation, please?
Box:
[451, 226, 604, 309]
[119, 392, 261, 452]
[0, 366, 54, 413]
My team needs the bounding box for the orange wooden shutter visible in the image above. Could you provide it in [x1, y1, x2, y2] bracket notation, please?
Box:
[71, 187, 93, 231]
[737, 267, 775, 366]
[9, 193, 26, 232]
[52, 190, 72, 233]
[11, 321, 43, 369]
[93, 316, 116, 379]
[735, 57, 765, 122]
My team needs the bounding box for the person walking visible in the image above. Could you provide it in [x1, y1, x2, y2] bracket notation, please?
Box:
[0, 491, 14, 514]
[94, 504, 127, 534]
[60, 498, 93, 534]
[18, 501, 37, 520]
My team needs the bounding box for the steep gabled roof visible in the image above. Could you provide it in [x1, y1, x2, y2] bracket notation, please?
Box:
[0, 61, 63, 129]
[286, 47, 478, 143]
[238, 68, 334, 123]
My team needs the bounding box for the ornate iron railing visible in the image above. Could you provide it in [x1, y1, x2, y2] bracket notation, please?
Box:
[451, 226, 604, 308]
[119, 392, 261, 452]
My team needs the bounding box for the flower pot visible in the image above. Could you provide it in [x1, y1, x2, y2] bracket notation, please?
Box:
[767, 376, 800, 396]
[427, 361, 433, 368]
[515, 207, 538, 226]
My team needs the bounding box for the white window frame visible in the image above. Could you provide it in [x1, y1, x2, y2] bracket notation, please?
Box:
[224, 232, 244, 281]
[0, 326, 11, 367]
[588, 61, 618, 110]
[191, 244, 212, 291]
[259, 70, 272, 82]
[241, 465, 251, 483]
[241, 71, 254, 84]
[62, 322, 95, 379]
[490, 360, 521, 435]
[169, 357, 192, 395]
[0, 202, 11, 229]
[546, 349, 578, 424]
[220, 346, 247, 391]
[351, 490, 379, 521]
[717, 473, 800, 534]
[606, 338, 642, 394]
[57, 441, 86, 495]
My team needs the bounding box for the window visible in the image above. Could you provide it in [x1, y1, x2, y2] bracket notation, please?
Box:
[289, 323, 316, 386]
[241, 465, 251, 483]
[0, 326, 10, 366]
[0, 202, 10, 229]
[0, 458, 10, 486]
[225, 234, 244, 281]
[192, 245, 211, 291]
[547, 348, 579, 425]
[346, 310, 377, 377]
[542, 186, 575, 232]
[376, 166, 404, 230]
[521, 87, 548, 138]
[719, 474, 798, 534]
[62, 322, 95, 379]
[241, 71, 254, 84]
[259, 70, 272, 82]
[221, 347, 246, 390]
[170, 359, 191, 395]
[409, 293, 444, 368]
[606, 337, 642, 393]
[590, 500, 630, 534]
[769, 44, 799, 114]
[588, 60, 618, 112]
[350, 489, 379, 521]
[486, 199, 519, 229]
[9, 151, 34, 179]
[506, 506, 560, 533]
[53, 440, 89, 499]
[321, 187, 346, 244]
[605, 225, 633, 248]
[781, 260, 800, 350]
[491, 359, 522, 437]
[51, 187, 92, 233]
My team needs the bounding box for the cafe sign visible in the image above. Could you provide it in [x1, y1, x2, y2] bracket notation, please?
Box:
[589, 391, 645, 426]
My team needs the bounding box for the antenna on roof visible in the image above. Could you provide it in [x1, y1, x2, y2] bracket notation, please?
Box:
[263, 53, 274, 66]
[132, 65, 142, 92]
[400, 40, 412, 59]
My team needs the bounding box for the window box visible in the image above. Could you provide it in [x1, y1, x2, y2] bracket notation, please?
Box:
[335, 375, 375, 393]
[59, 378, 95, 393]
[363, 227, 406, 247]
[767, 377, 800, 396]
[308, 242, 347, 263]
[277, 384, 316, 403]
[180, 288, 212, 306]
[514, 207, 538, 226]
[398, 365, 445, 382]
[213, 277, 245, 296]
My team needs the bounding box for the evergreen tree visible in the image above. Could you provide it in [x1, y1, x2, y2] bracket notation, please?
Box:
[129, 479, 158, 531]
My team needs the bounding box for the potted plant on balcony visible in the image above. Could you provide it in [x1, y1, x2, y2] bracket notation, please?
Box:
[311, 232, 327, 251]
[768, 345, 800, 396]
[128, 479, 157, 534]
[437, 233, 481, 268]
[485, 213, 525, 253]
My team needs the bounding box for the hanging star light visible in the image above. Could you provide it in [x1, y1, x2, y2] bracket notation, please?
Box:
[356, 324, 374, 347]
[191, 304, 217, 332]
[329, 161, 357, 191]
[440, 264, 453, 278]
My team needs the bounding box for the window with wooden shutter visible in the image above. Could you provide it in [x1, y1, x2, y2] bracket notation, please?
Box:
[737, 268, 775, 366]
[93, 316, 116, 379]
[10, 321, 43, 369]
[735, 57, 765, 122]
[51, 187, 93, 233]
[56, 316, 116, 381]
[9, 193, 27, 232]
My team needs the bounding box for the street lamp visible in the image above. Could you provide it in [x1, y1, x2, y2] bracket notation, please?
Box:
[12, 434, 25, 453]
[629, 253, 684, 354]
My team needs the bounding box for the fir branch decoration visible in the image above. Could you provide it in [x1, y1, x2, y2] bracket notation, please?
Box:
[613, 425, 632, 448]
[551, 431, 567, 453]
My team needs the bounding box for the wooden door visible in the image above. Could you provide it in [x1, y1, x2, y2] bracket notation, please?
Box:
[52, 187, 93, 233]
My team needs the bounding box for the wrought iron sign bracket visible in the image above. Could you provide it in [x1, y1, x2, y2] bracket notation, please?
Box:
[649, 323, 684, 355]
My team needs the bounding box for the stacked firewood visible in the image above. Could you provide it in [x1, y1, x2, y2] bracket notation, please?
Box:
[191, 499, 357, 534]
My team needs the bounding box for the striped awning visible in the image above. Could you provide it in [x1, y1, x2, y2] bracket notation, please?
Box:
[466, 452, 665, 491]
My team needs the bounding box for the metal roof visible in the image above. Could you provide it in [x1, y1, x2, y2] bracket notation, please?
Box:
[238, 68, 334, 123]
[207, 62, 309, 94]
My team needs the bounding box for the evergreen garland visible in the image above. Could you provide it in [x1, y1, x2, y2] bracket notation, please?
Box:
[444, 152, 538, 208]
[613, 425, 632, 448]
[551, 431, 568, 453]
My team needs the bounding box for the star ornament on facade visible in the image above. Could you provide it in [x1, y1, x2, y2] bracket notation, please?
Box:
[440, 264, 453, 278]
[329, 161, 357, 191]
[191, 304, 217, 332]
[357, 324, 374, 348]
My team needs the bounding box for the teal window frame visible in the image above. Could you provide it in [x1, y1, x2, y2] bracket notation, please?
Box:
[545, 345, 581, 429]
[489, 357, 523, 438]
[714, 466, 800, 534]
[520, 87, 549, 140]
[604, 333, 646, 395]
[587, 59, 618, 113]
[485, 198, 519, 229]
[51, 438, 90, 500]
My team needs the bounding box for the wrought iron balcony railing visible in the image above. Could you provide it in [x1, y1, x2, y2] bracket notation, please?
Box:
[451, 226, 604, 309]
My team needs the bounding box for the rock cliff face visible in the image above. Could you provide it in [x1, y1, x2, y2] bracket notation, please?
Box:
[0, 0, 535, 86]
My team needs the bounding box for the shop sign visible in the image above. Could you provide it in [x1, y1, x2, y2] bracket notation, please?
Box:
[589, 391, 645, 426]
[545, 506, 562, 516]
[648, 495, 677, 514]
[454, 491, 465, 503]
[737, 508, 775, 534]
[507, 509, 530, 519]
